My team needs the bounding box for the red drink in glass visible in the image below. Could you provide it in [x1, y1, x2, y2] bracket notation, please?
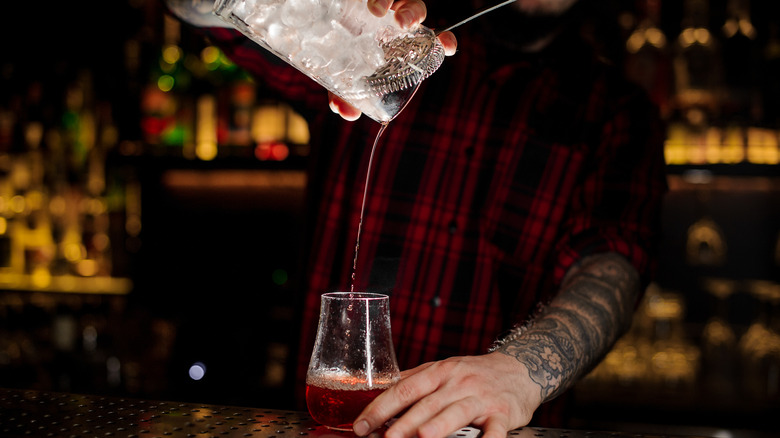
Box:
[306, 293, 400, 430]
[306, 373, 393, 430]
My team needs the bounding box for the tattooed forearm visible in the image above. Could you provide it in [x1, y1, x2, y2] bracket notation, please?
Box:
[494, 252, 641, 401]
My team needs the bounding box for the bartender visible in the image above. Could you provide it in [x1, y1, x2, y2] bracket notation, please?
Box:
[166, 1, 668, 438]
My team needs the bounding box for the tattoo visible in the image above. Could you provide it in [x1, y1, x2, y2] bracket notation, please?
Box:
[494, 252, 640, 401]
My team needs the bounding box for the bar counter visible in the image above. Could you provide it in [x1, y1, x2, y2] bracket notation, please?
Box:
[0, 388, 722, 438]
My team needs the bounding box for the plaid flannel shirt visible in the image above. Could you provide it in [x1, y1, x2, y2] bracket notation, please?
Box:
[202, 11, 667, 422]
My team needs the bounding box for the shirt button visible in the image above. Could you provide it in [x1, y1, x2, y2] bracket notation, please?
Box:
[431, 296, 441, 307]
[448, 220, 458, 234]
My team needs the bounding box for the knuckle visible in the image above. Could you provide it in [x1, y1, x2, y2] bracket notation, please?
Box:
[415, 393, 442, 413]
[436, 356, 463, 373]
[459, 396, 483, 418]
[393, 380, 419, 404]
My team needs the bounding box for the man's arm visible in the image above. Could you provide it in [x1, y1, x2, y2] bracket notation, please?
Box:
[494, 252, 641, 402]
[354, 252, 641, 438]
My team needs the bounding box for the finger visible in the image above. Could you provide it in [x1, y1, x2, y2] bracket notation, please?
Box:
[436, 31, 457, 56]
[389, 0, 427, 28]
[328, 92, 362, 121]
[480, 416, 511, 438]
[367, 0, 392, 17]
[400, 361, 435, 379]
[354, 368, 443, 436]
[391, 395, 476, 438]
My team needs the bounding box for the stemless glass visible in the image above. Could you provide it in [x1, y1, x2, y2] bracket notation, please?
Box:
[306, 292, 400, 431]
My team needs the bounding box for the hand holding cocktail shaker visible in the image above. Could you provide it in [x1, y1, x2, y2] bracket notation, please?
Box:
[213, 0, 445, 122]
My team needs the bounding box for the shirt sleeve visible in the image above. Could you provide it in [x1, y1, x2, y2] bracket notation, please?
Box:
[553, 85, 669, 288]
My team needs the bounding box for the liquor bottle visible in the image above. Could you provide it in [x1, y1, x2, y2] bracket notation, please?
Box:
[5, 109, 56, 283]
[720, 0, 759, 125]
[195, 94, 218, 161]
[739, 281, 780, 400]
[213, 49, 256, 151]
[61, 71, 96, 180]
[81, 105, 115, 278]
[672, 0, 723, 129]
[624, 0, 673, 117]
[78, 195, 112, 277]
[140, 15, 193, 151]
[686, 217, 727, 266]
[226, 69, 256, 149]
[194, 44, 251, 156]
[21, 121, 55, 286]
[700, 278, 738, 396]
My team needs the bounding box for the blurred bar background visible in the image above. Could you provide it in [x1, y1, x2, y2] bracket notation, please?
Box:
[0, 0, 778, 436]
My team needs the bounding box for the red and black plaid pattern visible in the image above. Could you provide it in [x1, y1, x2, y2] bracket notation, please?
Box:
[204, 21, 667, 419]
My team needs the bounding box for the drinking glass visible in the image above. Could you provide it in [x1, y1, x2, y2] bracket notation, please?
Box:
[306, 292, 400, 431]
[213, 0, 445, 123]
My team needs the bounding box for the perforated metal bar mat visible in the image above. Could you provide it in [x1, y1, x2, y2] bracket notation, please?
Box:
[0, 388, 706, 438]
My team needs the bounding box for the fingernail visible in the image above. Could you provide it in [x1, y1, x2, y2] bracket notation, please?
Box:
[397, 10, 415, 28]
[353, 420, 370, 436]
[369, 0, 390, 17]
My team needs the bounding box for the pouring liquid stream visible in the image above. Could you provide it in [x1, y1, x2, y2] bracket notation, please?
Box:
[350, 121, 389, 292]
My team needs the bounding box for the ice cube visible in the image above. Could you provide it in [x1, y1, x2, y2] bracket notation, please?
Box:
[307, 20, 333, 39]
[328, 0, 374, 36]
[267, 23, 302, 58]
[280, 0, 326, 29]
[245, 3, 281, 35]
[230, 0, 254, 19]
[321, 26, 351, 47]
[355, 34, 385, 70]
[296, 48, 329, 72]
[375, 24, 405, 44]
[232, 0, 275, 19]
[303, 27, 349, 70]
[325, 53, 367, 92]
[327, 52, 358, 78]
[334, 14, 365, 36]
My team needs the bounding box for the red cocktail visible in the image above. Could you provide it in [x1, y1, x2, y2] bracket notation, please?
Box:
[305, 293, 400, 430]
[306, 374, 393, 430]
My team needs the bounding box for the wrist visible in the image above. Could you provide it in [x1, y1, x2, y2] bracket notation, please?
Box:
[491, 321, 575, 402]
[486, 351, 544, 412]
